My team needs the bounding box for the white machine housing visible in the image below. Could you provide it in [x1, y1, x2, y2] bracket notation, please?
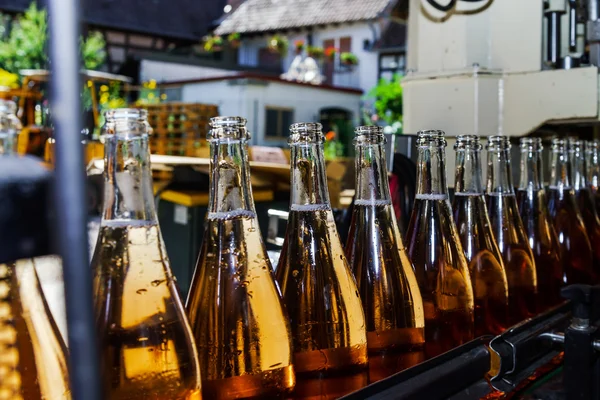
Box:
[402, 0, 599, 137]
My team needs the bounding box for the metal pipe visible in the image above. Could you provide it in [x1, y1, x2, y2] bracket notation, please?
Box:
[47, 0, 102, 399]
[569, 0, 577, 51]
[547, 12, 563, 67]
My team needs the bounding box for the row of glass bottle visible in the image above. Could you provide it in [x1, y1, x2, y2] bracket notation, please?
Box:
[2, 98, 598, 399]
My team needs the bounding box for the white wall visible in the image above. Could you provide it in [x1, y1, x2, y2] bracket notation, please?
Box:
[236, 22, 381, 93]
[140, 59, 238, 82]
[181, 79, 361, 146]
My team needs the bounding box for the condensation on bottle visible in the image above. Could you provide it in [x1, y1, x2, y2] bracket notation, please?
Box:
[452, 135, 509, 336]
[516, 137, 564, 309]
[547, 138, 595, 284]
[586, 140, 600, 212]
[276, 122, 368, 376]
[405, 130, 474, 359]
[346, 125, 425, 355]
[186, 116, 295, 399]
[91, 109, 201, 400]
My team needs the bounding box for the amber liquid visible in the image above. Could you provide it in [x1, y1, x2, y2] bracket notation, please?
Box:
[547, 188, 595, 284]
[92, 221, 201, 400]
[486, 193, 538, 325]
[452, 194, 509, 336]
[516, 189, 564, 309]
[345, 201, 425, 353]
[0, 260, 71, 400]
[576, 188, 600, 280]
[276, 205, 368, 375]
[406, 195, 474, 359]
[187, 210, 295, 399]
[290, 371, 368, 400]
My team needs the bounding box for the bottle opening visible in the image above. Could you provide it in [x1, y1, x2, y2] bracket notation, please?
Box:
[102, 108, 151, 138]
[520, 137, 543, 152]
[354, 125, 385, 145]
[486, 135, 511, 151]
[551, 138, 568, 152]
[416, 129, 446, 147]
[289, 122, 324, 144]
[208, 116, 249, 141]
[588, 139, 600, 151]
[567, 137, 583, 154]
[454, 134, 481, 151]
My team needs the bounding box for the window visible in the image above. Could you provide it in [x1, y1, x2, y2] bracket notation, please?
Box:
[378, 52, 406, 80]
[339, 37, 352, 53]
[322, 38, 335, 84]
[265, 107, 294, 139]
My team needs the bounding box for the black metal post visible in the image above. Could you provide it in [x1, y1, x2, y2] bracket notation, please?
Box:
[47, 0, 102, 399]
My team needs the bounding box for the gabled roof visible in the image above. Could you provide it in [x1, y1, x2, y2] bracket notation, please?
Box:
[214, 0, 397, 35]
[0, 0, 226, 41]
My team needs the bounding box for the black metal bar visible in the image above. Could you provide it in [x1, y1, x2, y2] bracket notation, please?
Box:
[489, 301, 570, 383]
[341, 337, 492, 400]
[47, 0, 102, 399]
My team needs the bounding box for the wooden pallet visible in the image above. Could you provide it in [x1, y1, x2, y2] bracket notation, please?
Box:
[140, 102, 219, 157]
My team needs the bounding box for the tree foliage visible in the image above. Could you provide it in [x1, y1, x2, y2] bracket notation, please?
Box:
[0, 2, 106, 75]
[366, 73, 403, 125]
[0, 3, 48, 74]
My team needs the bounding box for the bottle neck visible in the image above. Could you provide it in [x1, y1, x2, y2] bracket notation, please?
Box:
[416, 144, 448, 197]
[588, 144, 600, 190]
[519, 148, 543, 191]
[102, 134, 157, 222]
[290, 142, 331, 208]
[355, 140, 391, 203]
[486, 149, 515, 195]
[570, 148, 587, 191]
[208, 139, 256, 216]
[454, 148, 484, 194]
[550, 149, 572, 189]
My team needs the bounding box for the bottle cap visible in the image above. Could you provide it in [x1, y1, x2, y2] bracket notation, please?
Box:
[0, 155, 52, 264]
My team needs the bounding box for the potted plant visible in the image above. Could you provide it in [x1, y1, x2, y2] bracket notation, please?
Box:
[268, 34, 289, 56]
[227, 32, 241, 48]
[340, 52, 359, 66]
[324, 47, 337, 62]
[203, 35, 224, 52]
[307, 46, 324, 60]
[294, 40, 305, 54]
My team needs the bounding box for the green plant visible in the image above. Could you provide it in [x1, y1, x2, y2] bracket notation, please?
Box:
[268, 34, 288, 56]
[364, 73, 403, 130]
[294, 40, 305, 53]
[340, 52, 358, 66]
[0, 2, 107, 76]
[81, 31, 106, 70]
[307, 46, 324, 59]
[0, 3, 48, 74]
[135, 79, 167, 106]
[227, 32, 241, 47]
[203, 35, 224, 52]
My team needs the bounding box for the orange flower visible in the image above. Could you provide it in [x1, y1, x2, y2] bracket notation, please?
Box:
[325, 131, 336, 141]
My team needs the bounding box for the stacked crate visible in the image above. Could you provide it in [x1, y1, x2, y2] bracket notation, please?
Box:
[142, 103, 219, 157]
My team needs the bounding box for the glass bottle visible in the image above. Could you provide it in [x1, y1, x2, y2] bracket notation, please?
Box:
[405, 130, 474, 359]
[586, 140, 600, 211]
[91, 109, 201, 400]
[186, 117, 295, 398]
[547, 138, 595, 284]
[276, 122, 368, 375]
[0, 99, 21, 154]
[451, 135, 509, 337]
[0, 147, 71, 397]
[570, 139, 600, 279]
[485, 136, 538, 325]
[345, 125, 425, 354]
[516, 138, 564, 309]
